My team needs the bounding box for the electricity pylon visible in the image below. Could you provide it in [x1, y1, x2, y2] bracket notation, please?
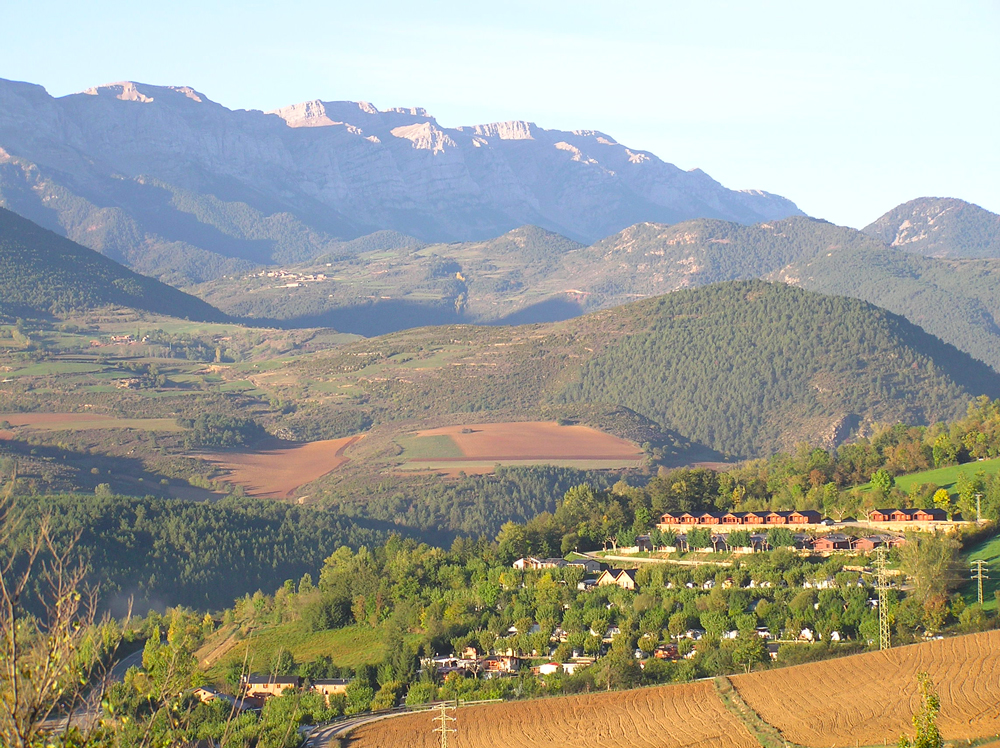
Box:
[874, 546, 891, 651]
[972, 559, 990, 606]
[432, 702, 457, 748]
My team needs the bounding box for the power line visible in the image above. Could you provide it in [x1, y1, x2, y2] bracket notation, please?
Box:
[972, 560, 990, 606]
[432, 702, 457, 748]
[874, 546, 891, 651]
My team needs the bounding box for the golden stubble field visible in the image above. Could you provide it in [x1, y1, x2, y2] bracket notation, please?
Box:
[345, 631, 1000, 748]
[345, 681, 757, 748]
[731, 629, 1000, 746]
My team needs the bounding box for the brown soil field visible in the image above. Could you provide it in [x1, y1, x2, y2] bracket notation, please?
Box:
[198, 436, 362, 498]
[345, 681, 757, 748]
[731, 629, 1000, 746]
[412, 421, 644, 462]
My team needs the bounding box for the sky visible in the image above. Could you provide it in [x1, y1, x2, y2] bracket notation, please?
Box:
[2, 0, 998, 228]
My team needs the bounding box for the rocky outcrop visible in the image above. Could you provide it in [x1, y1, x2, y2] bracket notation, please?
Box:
[863, 197, 1000, 258]
[0, 77, 803, 281]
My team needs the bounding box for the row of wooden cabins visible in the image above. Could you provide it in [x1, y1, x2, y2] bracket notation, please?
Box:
[869, 508, 948, 522]
[657, 510, 823, 527]
[645, 532, 905, 553]
[657, 507, 948, 528]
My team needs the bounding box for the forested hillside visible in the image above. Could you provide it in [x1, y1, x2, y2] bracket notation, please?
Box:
[863, 197, 1000, 259]
[0, 207, 227, 321]
[8, 492, 404, 611]
[771, 244, 1000, 371]
[259, 280, 1000, 462]
[560, 281, 1000, 457]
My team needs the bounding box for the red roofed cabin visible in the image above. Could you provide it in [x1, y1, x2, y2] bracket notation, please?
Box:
[789, 510, 821, 524]
[813, 534, 852, 551]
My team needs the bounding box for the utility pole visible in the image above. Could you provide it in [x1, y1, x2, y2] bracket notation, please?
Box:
[432, 702, 457, 748]
[972, 560, 990, 606]
[874, 546, 891, 651]
[975, 492, 983, 523]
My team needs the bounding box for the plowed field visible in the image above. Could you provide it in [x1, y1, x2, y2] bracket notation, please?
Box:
[198, 436, 362, 498]
[731, 629, 1000, 746]
[401, 421, 644, 474]
[344, 681, 757, 748]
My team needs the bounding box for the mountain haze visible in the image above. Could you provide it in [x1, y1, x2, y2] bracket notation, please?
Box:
[0, 77, 802, 283]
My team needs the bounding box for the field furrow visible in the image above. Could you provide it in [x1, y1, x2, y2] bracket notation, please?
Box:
[731, 630, 1000, 746]
[345, 681, 757, 748]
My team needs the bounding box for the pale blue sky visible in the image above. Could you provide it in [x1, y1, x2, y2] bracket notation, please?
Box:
[3, 1, 997, 228]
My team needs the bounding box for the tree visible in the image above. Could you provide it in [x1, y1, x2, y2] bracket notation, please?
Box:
[766, 527, 795, 548]
[900, 531, 963, 608]
[897, 673, 943, 748]
[871, 469, 895, 497]
[0, 501, 126, 748]
[931, 489, 952, 515]
[732, 628, 766, 674]
[687, 527, 712, 550]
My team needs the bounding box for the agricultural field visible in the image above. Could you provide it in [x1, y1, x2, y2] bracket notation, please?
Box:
[894, 457, 1000, 493]
[0, 412, 183, 432]
[345, 680, 757, 748]
[344, 631, 1000, 748]
[196, 621, 390, 681]
[965, 533, 1000, 611]
[396, 421, 645, 475]
[731, 629, 1000, 747]
[196, 435, 363, 498]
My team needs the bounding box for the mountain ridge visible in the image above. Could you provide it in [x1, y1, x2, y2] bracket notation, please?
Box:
[0, 76, 803, 283]
[0, 206, 227, 321]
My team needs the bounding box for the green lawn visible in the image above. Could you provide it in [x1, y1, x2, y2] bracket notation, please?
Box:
[894, 458, 1000, 494]
[962, 533, 1000, 611]
[397, 434, 464, 460]
[9, 362, 103, 377]
[202, 621, 411, 681]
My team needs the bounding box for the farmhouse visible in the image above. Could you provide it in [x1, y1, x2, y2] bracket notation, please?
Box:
[567, 558, 603, 573]
[242, 675, 301, 699]
[596, 568, 638, 591]
[311, 679, 351, 702]
[482, 655, 521, 677]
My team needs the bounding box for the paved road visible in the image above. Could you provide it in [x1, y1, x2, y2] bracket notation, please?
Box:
[38, 647, 145, 733]
[584, 552, 733, 567]
[305, 709, 427, 747]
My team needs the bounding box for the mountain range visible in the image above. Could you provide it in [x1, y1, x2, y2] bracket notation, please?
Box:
[0, 77, 801, 284]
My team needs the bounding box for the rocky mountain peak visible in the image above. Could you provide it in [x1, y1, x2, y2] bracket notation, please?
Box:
[863, 197, 1000, 259]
